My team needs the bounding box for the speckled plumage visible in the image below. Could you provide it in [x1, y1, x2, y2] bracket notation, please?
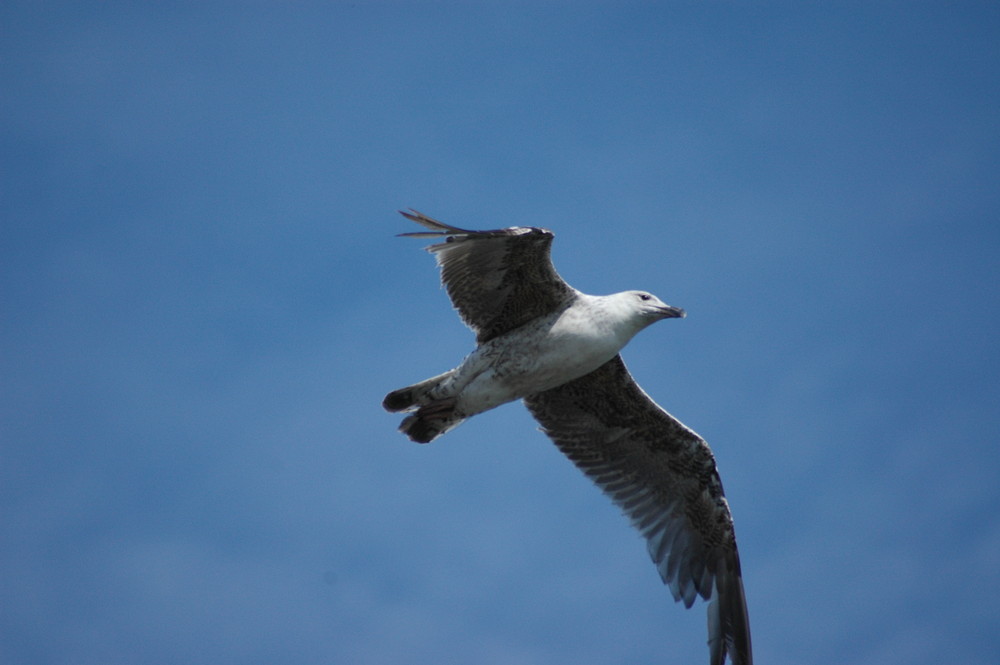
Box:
[383, 210, 752, 665]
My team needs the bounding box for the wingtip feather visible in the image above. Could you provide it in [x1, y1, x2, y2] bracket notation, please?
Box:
[397, 209, 476, 237]
[707, 563, 752, 665]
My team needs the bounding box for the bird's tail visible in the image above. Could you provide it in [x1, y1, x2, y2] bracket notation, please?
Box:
[383, 370, 465, 443]
[398, 398, 464, 443]
[382, 370, 455, 412]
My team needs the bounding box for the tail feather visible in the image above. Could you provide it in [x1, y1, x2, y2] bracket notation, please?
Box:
[399, 398, 464, 443]
[382, 370, 455, 413]
[383, 387, 416, 412]
[384, 370, 463, 443]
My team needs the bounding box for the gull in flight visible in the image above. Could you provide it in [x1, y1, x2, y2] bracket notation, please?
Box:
[383, 210, 752, 665]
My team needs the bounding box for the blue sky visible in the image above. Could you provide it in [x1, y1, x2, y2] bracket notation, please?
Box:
[2, 3, 999, 664]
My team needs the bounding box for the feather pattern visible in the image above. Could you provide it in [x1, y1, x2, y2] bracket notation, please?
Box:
[399, 210, 575, 343]
[391, 211, 752, 664]
[524, 355, 752, 665]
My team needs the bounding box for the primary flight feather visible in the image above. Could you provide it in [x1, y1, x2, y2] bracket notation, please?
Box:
[383, 210, 752, 665]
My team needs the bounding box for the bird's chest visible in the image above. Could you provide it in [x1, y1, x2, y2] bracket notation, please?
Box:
[489, 314, 623, 390]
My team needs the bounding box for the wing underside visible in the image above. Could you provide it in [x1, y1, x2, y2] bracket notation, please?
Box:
[399, 210, 575, 343]
[524, 355, 752, 665]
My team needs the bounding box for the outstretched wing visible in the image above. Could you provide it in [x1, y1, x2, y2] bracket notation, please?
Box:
[524, 355, 752, 665]
[399, 210, 576, 343]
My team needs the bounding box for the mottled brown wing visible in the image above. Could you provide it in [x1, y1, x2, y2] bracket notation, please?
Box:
[524, 355, 752, 665]
[399, 210, 576, 343]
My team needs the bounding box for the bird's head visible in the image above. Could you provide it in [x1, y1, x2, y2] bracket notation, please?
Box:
[602, 290, 686, 341]
[625, 290, 686, 322]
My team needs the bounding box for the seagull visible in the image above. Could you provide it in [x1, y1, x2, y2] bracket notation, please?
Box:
[383, 210, 752, 665]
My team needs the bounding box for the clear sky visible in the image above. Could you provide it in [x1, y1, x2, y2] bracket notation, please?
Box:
[2, 3, 999, 664]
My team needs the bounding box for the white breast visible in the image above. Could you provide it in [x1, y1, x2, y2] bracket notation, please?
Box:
[451, 295, 632, 416]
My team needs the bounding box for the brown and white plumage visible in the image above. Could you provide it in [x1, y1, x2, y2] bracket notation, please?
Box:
[397, 209, 575, 343]
[384, 210, 752, 665]
[524, 355, 751, 665]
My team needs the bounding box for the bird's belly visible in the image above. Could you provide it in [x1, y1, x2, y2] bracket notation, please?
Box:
[511, 334, 616, 388]
[455, 327, 622, 416]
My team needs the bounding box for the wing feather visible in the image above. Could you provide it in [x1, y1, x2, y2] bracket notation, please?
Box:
[524, 355, 752, 665]
[399, 210, 575, 343]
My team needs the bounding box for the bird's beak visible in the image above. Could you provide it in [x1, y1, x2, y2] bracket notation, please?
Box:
[657, 305, 686, 319]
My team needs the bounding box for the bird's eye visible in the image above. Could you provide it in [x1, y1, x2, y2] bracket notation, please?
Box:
[638, 293, 651, 301]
